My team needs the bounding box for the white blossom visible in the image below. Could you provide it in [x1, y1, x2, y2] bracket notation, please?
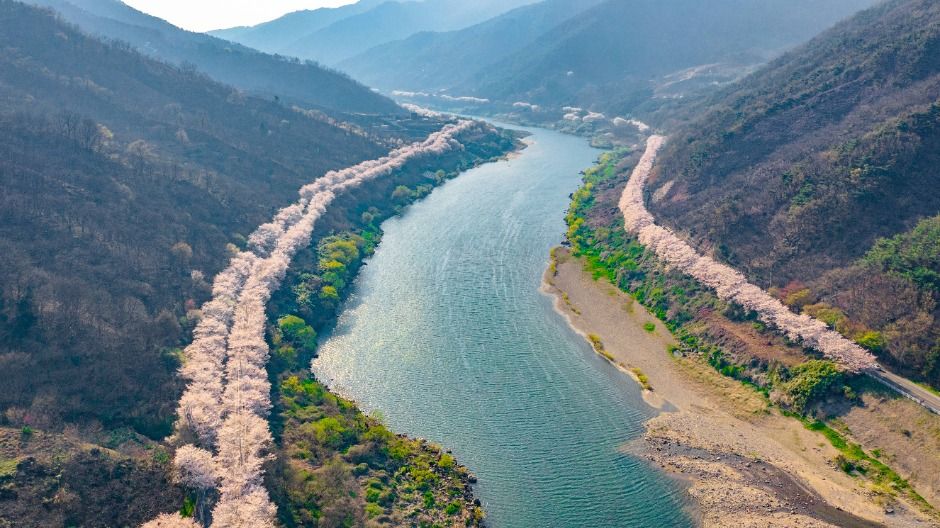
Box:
[174, 445, 219, 490]
[619, 136, 878, 372]
[211, 487, 277, 528]
[147, 121, 478, 528]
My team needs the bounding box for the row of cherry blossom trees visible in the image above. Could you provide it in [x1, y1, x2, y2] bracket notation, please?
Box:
[619, 136, 878, 373]
[144, 120, 478, 528]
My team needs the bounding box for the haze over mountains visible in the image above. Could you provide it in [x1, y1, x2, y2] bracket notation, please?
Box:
[210, 0, 540, 66]
[333, 0, 879, 121]
[21, 0, 400, 114]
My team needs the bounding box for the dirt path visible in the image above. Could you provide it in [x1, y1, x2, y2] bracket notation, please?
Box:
[544, 249, 935, 527]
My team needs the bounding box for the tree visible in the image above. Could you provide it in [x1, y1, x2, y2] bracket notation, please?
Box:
[391, 185, 413, 202]
[174, 445, 218, 490]
[171, 242, 194, 263]
[278, 315, 316, 352]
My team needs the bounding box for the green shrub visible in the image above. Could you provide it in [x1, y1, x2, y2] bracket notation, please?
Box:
[422, 490, 435, 508]
[855, 330, 886, 353]
[319, 285, 340, 302]
[278, 315, 317, 352]
[778, 360, 845, 412]
[180, 495, 196, 518]
[437, 453, 455, 470]
[643, 322, 656, 333]
[365, 502, 384, 519]
[309, 416, 353, 450]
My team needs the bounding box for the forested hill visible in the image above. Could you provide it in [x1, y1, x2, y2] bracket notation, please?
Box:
[20, 0, 402, 115]
[648, 0, 940, 386]
[0, 0, 397, 440]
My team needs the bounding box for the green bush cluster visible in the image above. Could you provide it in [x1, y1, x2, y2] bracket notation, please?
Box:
[277, 374, 475, 525]
[773, 360, 845, 413]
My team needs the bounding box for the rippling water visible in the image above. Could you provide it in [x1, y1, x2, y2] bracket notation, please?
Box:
[313, 124, 693, 527]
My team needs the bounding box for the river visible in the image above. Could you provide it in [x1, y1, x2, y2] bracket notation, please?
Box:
[313, 123, 693, 527]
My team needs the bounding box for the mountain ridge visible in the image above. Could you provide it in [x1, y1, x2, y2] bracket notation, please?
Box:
[212, 0, 539, 67]
[22, 0, 402, 114]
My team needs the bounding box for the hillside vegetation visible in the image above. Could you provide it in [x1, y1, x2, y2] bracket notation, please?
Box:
[649, 0, 940, 386]
[564, 148, 940, 521]
[23, 0, 401, 114]
[0, 3, 516, 524]
[0, 0, 422, 439]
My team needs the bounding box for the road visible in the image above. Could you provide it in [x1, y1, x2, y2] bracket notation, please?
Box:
[869, 369, 940, 415]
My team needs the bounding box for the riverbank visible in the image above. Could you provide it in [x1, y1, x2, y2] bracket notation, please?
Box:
[313, 124, 694, 527]
[545, 247, 930, 527]
[258, 122, 519, 526]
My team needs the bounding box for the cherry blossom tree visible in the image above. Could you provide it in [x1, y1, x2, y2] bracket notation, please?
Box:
[147, 120, 481, 528]
[620, 135, 878, 372]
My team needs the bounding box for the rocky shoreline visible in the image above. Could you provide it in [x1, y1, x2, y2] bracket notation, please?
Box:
[543, 247, 934, 528]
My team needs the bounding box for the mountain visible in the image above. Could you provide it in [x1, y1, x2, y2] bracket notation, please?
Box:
[647, 0, 940, 384]
[21, 0, 401, 114]
[0, 0, 396, 443]
[209, 0, 387, 54]
[346, 0, 877, 119]
[212, 0, 539, 66]
[339, 0, 605, 93]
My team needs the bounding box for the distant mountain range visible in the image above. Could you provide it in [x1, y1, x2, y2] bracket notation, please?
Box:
[210, 0, 539, 66]
[22, 0, 401, 114]
[342, 0, 879, 120]
[338, 0, 605, 94]
[210, 0, 388, 54]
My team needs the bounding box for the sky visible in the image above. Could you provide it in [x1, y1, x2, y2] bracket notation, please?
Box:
[123, 0, 357, 32]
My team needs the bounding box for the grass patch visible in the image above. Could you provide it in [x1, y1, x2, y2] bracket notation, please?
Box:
[586, 333, 616, 362]
[631, 368, 653, 391]
[587, 333, 604, 352]
[0, 457, 18, 479]
[796, 416, 935, 514]
[917, 381, 940, 398]
[643, 322, 656, 333]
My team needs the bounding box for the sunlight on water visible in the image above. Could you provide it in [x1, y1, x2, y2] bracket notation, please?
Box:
[314, 124, 693, 527]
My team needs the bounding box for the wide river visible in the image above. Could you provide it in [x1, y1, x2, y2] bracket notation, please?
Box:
[313, 124, 693, 527]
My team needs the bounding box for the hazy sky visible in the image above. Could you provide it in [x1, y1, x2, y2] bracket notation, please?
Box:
[123, 0, 357, 32]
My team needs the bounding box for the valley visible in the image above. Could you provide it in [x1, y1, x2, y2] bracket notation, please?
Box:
[2, 0, 940, 526]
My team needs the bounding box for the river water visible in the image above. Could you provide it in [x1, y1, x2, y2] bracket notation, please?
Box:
[313, 124, 693, 527]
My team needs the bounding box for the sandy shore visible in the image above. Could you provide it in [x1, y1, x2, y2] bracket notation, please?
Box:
[543, 247, 937, 528]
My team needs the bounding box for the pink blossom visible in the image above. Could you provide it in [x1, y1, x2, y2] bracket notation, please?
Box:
[620, 136, 878, 372]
